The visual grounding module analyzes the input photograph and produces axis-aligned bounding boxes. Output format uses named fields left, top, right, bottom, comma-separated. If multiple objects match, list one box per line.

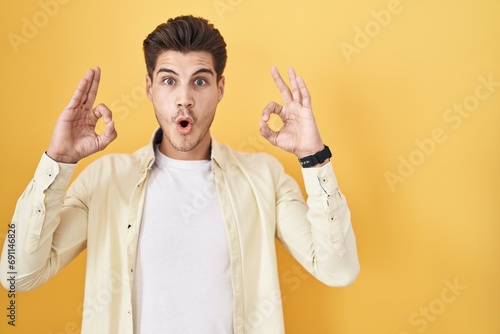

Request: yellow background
left=1, top=0, right=499, bottom=333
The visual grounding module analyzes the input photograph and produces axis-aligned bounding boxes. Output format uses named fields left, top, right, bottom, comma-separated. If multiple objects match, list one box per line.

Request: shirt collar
left=141, top=128, right=226, bottom=171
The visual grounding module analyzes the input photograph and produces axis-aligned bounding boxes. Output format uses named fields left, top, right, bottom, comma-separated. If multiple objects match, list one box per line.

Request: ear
left=145, top=74, right=153, bottom=101
left=217, top=76, right=225, bottom=102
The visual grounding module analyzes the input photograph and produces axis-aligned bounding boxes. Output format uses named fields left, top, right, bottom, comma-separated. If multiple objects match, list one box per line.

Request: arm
left=275, top=160, right=359, bottom=287
left=260, top=67, right=359, bottom=286
left=0, top=155, right=88, bottom=291
left=0, top=67, right=117, bottom=291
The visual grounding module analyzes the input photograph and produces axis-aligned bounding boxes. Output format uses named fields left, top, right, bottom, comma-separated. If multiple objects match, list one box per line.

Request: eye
left=163, top=77, right=175, bottom=85
left=194, top=78, right=206, bottom=86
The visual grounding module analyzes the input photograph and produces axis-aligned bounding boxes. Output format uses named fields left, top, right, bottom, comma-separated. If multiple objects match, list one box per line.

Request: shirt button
left=322, top=178, right=328, bottom=183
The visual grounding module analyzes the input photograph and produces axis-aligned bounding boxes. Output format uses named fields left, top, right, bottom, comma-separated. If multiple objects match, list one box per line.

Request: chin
left=166, top=133, right=202, bottom=153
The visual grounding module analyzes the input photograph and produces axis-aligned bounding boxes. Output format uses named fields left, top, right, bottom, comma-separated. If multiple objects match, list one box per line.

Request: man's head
left=143, top=16, right=227, bottom=160
left=143, top=15, right=227, bottom=83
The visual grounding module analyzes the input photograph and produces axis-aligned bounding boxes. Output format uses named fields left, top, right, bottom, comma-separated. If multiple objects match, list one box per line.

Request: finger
left=94, top=103, right=117, bottom=148
left=288, top=67, right=302, bottom=102
left=66, top=69, right=93, bottom=109
left=259, top=120, right=278, bottom=146
left=100, top=119, right=117, bottom=148
left=261, top=101, right=283, bottom=122
left=297, top=76, right=311, bottom=108
left=93, top=103, right=113, bottom=123
left=271, top=66, right=292, bottom=104
left=83, top=66, right=101, bottom=107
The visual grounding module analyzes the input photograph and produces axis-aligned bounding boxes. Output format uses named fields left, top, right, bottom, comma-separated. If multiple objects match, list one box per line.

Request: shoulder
left=213, top=142, right=303, bottom=198
left=77, top=144, right=151, bottom=181
left=213, top=141, right=287, bottom=181
left=216, top=141, right=282, bottom=167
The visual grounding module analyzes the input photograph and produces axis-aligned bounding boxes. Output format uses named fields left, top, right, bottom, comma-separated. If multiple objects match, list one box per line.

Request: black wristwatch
left=298, top=145, right=332, bottom=168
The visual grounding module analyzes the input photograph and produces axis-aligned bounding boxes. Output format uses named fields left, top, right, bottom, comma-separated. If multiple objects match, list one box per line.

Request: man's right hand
left=46, top=67, right=117, bottom=163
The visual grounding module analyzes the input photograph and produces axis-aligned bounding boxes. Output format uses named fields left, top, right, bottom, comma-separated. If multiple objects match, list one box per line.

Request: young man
left=0, top=15, right=359, bottom=334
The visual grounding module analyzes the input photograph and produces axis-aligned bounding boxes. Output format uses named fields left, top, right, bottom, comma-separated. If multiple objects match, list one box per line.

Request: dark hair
left=143, top=15, right=227, bottom=82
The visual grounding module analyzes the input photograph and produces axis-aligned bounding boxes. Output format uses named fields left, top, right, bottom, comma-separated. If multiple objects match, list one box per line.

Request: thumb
left=259, top=120, right=278, bottom=146
left=95, top=119, right=117, bottom=151
left=95, top=103, right=117, bottom=149
left=101, top=119, right=117, bottom=146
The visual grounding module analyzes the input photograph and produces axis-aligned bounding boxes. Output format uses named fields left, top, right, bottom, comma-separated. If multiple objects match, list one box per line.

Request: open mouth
left=176, top=117, right=193, bottom=134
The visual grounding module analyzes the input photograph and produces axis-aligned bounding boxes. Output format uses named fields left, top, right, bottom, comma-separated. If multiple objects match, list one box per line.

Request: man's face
left=146, top=50, right=225, bottom=159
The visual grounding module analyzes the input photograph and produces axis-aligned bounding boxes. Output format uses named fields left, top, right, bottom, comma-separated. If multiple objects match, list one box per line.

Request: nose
left=176, top=84, right=194, bottom=108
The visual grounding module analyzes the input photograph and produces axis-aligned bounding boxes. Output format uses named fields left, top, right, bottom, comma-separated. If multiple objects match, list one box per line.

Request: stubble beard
left=161, top=109, right=215, bottom=153
left=165, top=126, right=210, bottom=152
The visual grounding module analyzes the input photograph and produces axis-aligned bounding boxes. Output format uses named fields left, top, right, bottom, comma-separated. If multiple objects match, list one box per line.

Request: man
left=0, top=15, right=359, bottom=333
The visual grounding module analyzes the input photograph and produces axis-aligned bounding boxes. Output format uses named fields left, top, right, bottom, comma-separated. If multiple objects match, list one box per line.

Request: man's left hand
left=259, top=67, right=326, bottom=160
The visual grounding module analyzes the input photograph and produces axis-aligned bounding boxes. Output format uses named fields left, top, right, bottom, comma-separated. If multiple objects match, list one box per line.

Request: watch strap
left=298, top=145, right=332, bottom=168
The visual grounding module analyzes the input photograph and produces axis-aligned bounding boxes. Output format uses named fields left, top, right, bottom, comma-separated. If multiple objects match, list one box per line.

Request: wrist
left=46, top=150, right=78, bottom=164
left=295, top=145, right=326, bottom=160
left=298, top=145, right=331, bottom=168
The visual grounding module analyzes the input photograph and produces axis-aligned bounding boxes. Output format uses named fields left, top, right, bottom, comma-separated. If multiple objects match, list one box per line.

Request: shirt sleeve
left=0, top=153, right=88, bottom=291
left=275, top=161, right=360, bottom=287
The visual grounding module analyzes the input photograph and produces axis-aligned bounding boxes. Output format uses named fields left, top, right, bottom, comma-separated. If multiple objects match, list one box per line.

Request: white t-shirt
left=132, top=147, right=233, bottom=333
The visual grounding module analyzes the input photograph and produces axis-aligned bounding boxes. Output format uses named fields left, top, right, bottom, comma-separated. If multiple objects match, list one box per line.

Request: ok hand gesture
left=47, top=67, right=117, bottom=163
left=259, top=67, right=326, bottom=160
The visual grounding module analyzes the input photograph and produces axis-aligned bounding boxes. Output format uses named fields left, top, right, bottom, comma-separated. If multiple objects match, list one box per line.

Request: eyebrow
left=156, top=68, right=214, bottom=77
